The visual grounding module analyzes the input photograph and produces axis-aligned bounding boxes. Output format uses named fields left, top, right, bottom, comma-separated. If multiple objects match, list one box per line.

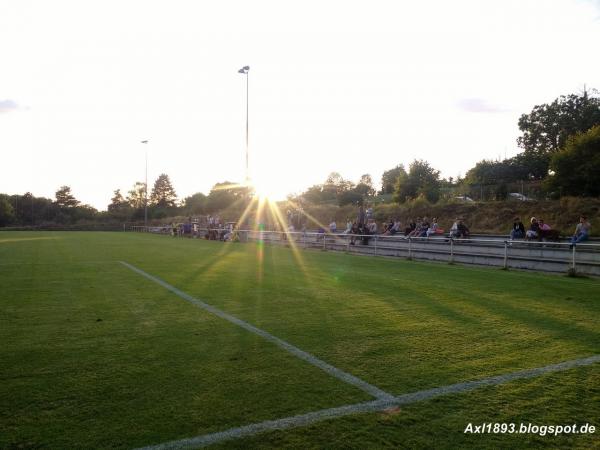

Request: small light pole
left=141, top=139, right=149, bottom=228
left=238, top=65, right=250, bottom=183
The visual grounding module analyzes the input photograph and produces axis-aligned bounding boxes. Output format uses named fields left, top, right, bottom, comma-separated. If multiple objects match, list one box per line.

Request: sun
left=250, top=177, right=285, bottom=201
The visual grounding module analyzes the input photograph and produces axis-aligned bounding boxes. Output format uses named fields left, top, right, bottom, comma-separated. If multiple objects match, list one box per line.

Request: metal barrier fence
left=128, top=226, right=600, bottom=276
left=130, top=225, right=171, bottom=233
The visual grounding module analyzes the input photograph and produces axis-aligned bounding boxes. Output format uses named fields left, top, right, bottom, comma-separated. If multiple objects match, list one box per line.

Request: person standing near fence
left=357, top=203, right=365, bottom=228
left=344, top=219, right=352, bottom=234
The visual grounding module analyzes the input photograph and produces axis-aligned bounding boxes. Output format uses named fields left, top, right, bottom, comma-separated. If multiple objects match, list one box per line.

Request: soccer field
left=1, top=232, right=599, bottom=449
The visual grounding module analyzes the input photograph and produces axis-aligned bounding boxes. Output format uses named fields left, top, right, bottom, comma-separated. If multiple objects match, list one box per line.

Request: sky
left=1, top=0, right=599, bottom=210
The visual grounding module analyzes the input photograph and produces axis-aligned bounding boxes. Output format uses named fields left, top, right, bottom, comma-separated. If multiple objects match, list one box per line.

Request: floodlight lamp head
left=238, top=66, right=250, bottom=74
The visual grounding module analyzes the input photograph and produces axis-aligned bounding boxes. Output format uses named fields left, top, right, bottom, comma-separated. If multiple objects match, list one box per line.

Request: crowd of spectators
left=164, top=206, right=592, bottom=249
left=329, top=204, right=470, bottom=245
left=167, top=215, right=239, bottom=241
left=303, top=205, right=591, bottom=248
left=510, top=216, right=565, bottom=242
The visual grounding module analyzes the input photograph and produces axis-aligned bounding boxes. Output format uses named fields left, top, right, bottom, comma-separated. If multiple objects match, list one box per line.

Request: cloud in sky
left=457, top=98, right=510, bottom=113
left=0, top=99, right=19, bottom=113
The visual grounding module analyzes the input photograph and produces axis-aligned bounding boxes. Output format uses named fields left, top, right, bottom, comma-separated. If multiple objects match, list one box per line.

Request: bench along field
left=1, top=232, right=599, bottom=449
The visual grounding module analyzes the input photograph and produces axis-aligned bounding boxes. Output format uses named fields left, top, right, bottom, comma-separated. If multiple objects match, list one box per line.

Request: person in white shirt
left=449, top=218, right=459, bottom=238
left=368, top=220, right=377, bottom=234
left=344, top=219, right=352, bottom=234
left=426, top=218, right=439, bottom=237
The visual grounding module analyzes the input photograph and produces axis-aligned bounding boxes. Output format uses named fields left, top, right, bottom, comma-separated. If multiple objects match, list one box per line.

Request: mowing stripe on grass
left=119, top=261, right=394, bottom=401
left=137, top=354, right=600, bottom=449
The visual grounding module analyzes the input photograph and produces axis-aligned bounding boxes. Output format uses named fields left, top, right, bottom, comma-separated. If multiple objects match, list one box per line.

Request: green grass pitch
left=1, top=232, right=599, bottom=449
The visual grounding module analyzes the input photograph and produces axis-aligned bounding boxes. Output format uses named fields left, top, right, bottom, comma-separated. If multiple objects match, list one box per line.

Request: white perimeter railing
left=128, top=226, right=600, bottom=276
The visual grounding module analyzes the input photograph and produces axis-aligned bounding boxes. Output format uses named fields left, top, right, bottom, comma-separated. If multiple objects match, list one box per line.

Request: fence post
left=408, top=237, right=412, bottom=259
left=572, top=245, right=576, bottom=271
left=374, top=235, right=378, bottom=256
left=450, top=238, right=454, bottom=263
left=323, top=233, right=326, bottom=251
left=503, top=241, right=508, bottom=269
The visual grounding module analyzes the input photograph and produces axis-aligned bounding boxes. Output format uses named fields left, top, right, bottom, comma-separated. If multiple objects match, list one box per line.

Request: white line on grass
left=119, top=261, right=394, bottom=401
left=137, top=354, right=600, bottom=449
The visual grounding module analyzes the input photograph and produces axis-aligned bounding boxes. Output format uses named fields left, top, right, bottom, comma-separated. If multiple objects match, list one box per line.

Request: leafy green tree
left=127, top=182, right=146, bottom=209
left=301, top=185, right=328, bottom=204
left=300, top=172, right=355, bottom=204
left=517, top=89, right=600, bottom=177
left=0, top=195, right=15, bottom=226
left=9, top=193, right=55, bottom=225
left=205, top=182, right=250, bottom=212
left=465, top=160, right=512, bottom=185
left=394, top=160, right=440, bottom=203
left=55, top=186, right=80, bottom=208
left=354, top=174, right=376, bottom=198
left=71, top=204, right=98, bottom=222
left=108, top=189, right=129, bottom=212
left=380, top=165, right=407, bottom=194
left=150, top=173, right=177, bottom=207
left=338, top=190, right=364, bottom=206
left=182, top=192, right=207, bottom=214
left=505, top=152, right=548, bottom=181
left=323, top=172, right=354, bottom=201
left=546, top=125, right=600, bottom=196
left=106, top=189, right=132, bottom=221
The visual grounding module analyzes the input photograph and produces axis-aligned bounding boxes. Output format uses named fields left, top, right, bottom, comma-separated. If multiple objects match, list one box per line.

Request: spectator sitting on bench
left=408, top=218, right=423, bottom=237
left=368, top=219, right=377, bottom=234
left=449, top=218, right=458, bottom=238
left=449, top=218, right=469, bottom=239
left=417, top=217, right=430, bottom=237
left=344, top=219, right=352, bottom=234
left=392, top=219, right=401, bottom=235
left=329, top=220, right=337, bottom=233
left=526, top=217, right=540, bottom=240
left=510, top=217, right=525, bottom=240
left=404, top=219, right=416, bottom=236
left=426, top=218, right=440, bottom=237
left=538, top=218, right=560, bottom=241
left=384, top=218, right=401, bottom=236
left=383, top=218, right=393, bottom=235
left=570, top=215, right=591, bottom=248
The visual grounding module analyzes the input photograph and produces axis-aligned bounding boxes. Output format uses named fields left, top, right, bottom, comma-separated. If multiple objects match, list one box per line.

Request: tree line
left=298, top=87, right=600, bottom=205
left=0, top=175, right=252, bottom=227
left=1, top=88, right=599, bottom=227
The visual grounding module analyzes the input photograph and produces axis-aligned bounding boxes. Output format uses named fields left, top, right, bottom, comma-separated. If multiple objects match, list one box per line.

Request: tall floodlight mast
left=238, top=66, right=250, bottom=183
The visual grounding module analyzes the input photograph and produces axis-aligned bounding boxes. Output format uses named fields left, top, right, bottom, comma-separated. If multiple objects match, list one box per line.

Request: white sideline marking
left=119, top=261, right=394, bottom=401
left=137, top=354, right=600, bottom=449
